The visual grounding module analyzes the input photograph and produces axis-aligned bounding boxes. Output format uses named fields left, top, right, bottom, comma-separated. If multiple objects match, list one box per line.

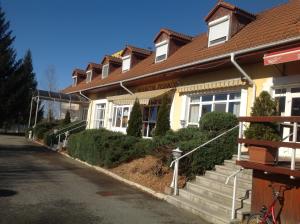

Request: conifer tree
left=63, top=110, right=71, bottom=125
left=154, top=95, right=170, bottom=136
left=126, top=99, right=143, bottom=137
left=0, top=7, right=20, bottom=127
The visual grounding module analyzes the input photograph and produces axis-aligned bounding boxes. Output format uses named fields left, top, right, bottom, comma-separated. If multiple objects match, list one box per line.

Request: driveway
left=0, top=135, right=207, bottom=224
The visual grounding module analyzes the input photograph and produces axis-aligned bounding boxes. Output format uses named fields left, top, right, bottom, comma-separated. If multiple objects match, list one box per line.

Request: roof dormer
left=71, top=69, right=86, bottom=86
left=85, top=63, right=102, bottom=82
left=153, top=28, right=192, bottom=63
left=205, top=1, right=255, bottom=47
left=120, top=45, right=152, bottom=72
left=100, top=55, right=122, bottom=79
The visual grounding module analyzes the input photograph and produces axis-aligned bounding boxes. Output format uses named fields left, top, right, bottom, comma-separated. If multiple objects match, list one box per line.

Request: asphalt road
left=0, top=135, right=207, bottom=224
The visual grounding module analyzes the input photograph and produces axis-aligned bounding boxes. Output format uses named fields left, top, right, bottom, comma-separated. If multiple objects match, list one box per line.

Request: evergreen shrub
left=126, top=99, right=143, bottom=137
left=154, top=95, right=170, bottom=136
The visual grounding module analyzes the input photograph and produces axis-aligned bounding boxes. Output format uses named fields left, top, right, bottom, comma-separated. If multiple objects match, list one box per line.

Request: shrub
left=154, top=95, right=170, bottom=136
left=244, top=91, right=281, bottom=141
left=68, top=129, right=152, bottom=168
left=63, top=111, right=71, bottom=125
left=33, top=121, right=59, bottom=140
left=127, top=99, right=143, bottom=137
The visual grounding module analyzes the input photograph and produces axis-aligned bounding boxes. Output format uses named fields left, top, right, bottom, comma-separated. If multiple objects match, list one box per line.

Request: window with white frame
left=208, top=15, right=230, bottom=47
left=155, top=40, right=168, bottom=63
left=86, top=70, right=93, bottom=83
left=72, top=76, right=77, bottom=86
left=122, top=55, right=131, bottom=72
left=102, top=64, right=109, bottom=79
left=188, top=91, right=241, bottom=125
left=94, top=103, right=106, bottom=128
left=112, top=105, right=130, bottom=128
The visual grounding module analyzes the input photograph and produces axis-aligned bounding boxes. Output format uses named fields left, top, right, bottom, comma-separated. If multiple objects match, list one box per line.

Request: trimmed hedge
left=68, top=129, right=151, bottom=168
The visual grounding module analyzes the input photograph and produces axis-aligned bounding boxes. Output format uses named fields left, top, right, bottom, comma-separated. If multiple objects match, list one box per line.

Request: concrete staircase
left=166, top=155, right=252, bottom=224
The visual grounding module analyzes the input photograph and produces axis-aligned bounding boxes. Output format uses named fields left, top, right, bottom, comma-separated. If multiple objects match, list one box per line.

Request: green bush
left=68, top=129, right=151, bottom=168
left=245, top=91, right=281, bottom=141
left=127, top=99, right=143, bottom=137
left=154, top=95, right=170, bottom=136
left=33, top=121, right=59, bottom=140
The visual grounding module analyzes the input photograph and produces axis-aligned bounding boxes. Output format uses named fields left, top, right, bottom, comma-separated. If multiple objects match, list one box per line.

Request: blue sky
left=2, top=0, right=287, bottom=91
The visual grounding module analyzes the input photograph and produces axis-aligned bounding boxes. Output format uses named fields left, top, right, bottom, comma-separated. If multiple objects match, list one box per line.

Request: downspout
left=79, top=91, right=92, bottom=129
left=230, top=53, right=256, bottom=107
left=120, top=81, right=134, bottom=95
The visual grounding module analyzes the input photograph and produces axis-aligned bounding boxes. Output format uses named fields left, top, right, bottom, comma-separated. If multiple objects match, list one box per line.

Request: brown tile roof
left=86, top=63, right=102, bottom=71
left=154, top=28, right=193, bottom=43
left=101, top=55, right=122, bottom=65
left=205, top=1, right=256, bottom=21
left=63, top=1, right=300, bottom=94
left=72, top=69, right=86, bottom=77
left=122, top=45, right=152, bottom=56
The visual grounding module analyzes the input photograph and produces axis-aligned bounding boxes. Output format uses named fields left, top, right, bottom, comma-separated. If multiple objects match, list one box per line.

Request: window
left=86, top=70, right=92, bottom=83
left=122, top=55, right=131, bottom=72
left=208, top=15, right=230, bottom=46
left=95, top=103, right=106, bottom=128
left=112, top=105, right=130, bottom=128
left=188, top=91, right=241, bottom=125
left=155, top=40, right=168, bottom=63
left=72, top=76, right=77, bottom=86
left=142, top=106, right=159, bottom=137
left=102, top=64, right=109, bottom=79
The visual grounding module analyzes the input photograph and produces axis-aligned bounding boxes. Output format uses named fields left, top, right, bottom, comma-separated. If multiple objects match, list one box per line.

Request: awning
left=177, top=78, right=246, bottom=94
left=33, top=89, right=89, bottom=105
left=264, top=47, right=300, bottom=66
left=107, top=88, right=174, bottom=105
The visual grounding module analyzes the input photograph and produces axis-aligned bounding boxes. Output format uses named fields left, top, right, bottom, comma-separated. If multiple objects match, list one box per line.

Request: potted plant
left=244, top=91, right=281, bottom=164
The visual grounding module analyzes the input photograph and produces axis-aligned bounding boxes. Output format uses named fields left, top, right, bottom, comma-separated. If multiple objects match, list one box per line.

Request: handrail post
left=171, top=148, right=182, bottom=196
left=231, top=175, right=238, bottom=220
left=237, top=121, right=243, bottom=161
left=291, top=122, right=298, bottom=179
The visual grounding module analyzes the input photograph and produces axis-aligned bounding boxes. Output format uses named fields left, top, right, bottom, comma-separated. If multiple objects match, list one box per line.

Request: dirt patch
left=110, top=155, right=186, bottom=193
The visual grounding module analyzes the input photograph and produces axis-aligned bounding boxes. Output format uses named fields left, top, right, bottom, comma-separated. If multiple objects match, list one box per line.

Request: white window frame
left=72, top=76, right=77, bottom=86
left=94, top=103, right=106, bottom=129
left=208, top=15, right=230, bottom=47
left=111, top=105, right=131, bottom=130
left=155, top=40, right=169, bottom=63
left=122, top=55, right=131, bottom=72
left=102, top=64, right=109, bottom=79
left=187, top=90, right=241, bottom=126
left=86, top=70, right=93, bottom=83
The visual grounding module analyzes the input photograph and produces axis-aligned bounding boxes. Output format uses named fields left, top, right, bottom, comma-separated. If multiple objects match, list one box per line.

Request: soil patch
left=110, top=155, right=186, bottom=193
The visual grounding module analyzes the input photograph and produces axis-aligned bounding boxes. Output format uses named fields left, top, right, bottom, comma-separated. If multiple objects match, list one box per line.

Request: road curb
left=31, top=139, right=168, bottom=201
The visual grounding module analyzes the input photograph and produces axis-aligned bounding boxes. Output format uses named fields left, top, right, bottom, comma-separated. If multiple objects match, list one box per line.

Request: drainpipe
left=230, top=53, right=256, bottom=107
left=120, top=81, right=134, bottom=95
left=79, top=91, right=92, bottom=129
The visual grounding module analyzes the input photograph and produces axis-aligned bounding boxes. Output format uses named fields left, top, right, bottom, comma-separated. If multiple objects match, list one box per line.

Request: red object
left=264, top=47, right=300, bottom=65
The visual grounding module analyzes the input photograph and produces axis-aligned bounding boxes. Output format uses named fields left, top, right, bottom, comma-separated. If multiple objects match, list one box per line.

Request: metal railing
left=169, top=124, right=239, bottom=196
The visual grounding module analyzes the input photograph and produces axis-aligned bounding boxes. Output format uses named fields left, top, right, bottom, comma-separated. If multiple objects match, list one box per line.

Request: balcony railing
left=236, top=116, right=300, bottom=179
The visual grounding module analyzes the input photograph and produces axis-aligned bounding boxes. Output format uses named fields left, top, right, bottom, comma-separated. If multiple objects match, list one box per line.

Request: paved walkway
left=0, top=135, right=207, bottom=224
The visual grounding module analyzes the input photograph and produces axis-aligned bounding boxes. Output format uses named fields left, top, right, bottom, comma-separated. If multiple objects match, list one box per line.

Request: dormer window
left=208, top=15, right=230, bottom=47
left=155, top=40, right=168, bottom=63
left=86, top=70, right=92, bottom=83
left=122, top=55, right=131, bottom=72
left=72, top=76, right=77, bottom=86
left=102, top=64, right=109, bottom=79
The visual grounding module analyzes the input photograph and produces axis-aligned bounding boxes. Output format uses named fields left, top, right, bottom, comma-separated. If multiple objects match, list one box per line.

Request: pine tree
left=63, top=110, right=71, bottom=125
left=126, top=99, right=143, bottom=137
left=154, top=95, right=170, bottom=136
left=0, top=7, right=20, bottom=127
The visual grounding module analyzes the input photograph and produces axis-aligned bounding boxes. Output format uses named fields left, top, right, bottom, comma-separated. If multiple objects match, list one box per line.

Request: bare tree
left=44, top=65, right=58, bottom=121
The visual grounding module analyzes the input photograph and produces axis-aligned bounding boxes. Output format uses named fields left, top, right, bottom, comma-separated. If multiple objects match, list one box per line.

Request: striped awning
left=107, top=88, right=174, bottom=105
left=177, top=78, right=246, bottom=94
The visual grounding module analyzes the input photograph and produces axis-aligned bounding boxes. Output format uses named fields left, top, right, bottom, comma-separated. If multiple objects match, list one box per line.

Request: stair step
left=166, top=195, right=229, bottom=224
left=215, top=165, right=252, bottom=181
left=224, top=159, right=244, bottom=169
left=197, top=172, right=252, bottom=189
left=180, top=184, right=251, bottom=208
left=187, top=180, right=248, bottom=199
left=179, top=188, right=250, bottom=216
left=232, top=154, right=250, bottom=160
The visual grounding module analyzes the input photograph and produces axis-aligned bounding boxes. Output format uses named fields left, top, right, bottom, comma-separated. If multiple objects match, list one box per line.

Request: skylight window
left=86, top=70, right=92, bottom=83
left=208, top=15, right=230, bottom=47
left=155, top=40, right=168, bottom=63
left=102, top=64, right=109, bottom=79
left=122, top=55, right=131, bottom=72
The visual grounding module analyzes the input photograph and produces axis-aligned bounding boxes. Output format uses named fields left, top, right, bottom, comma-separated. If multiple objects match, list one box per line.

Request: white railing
left=169, top=124, right=239, bottom=196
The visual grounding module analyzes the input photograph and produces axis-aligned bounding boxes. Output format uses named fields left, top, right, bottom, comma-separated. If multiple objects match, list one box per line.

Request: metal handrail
left=55, top=120, right=86, bottom=134
left=169, top=124, right=239, bottom=196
